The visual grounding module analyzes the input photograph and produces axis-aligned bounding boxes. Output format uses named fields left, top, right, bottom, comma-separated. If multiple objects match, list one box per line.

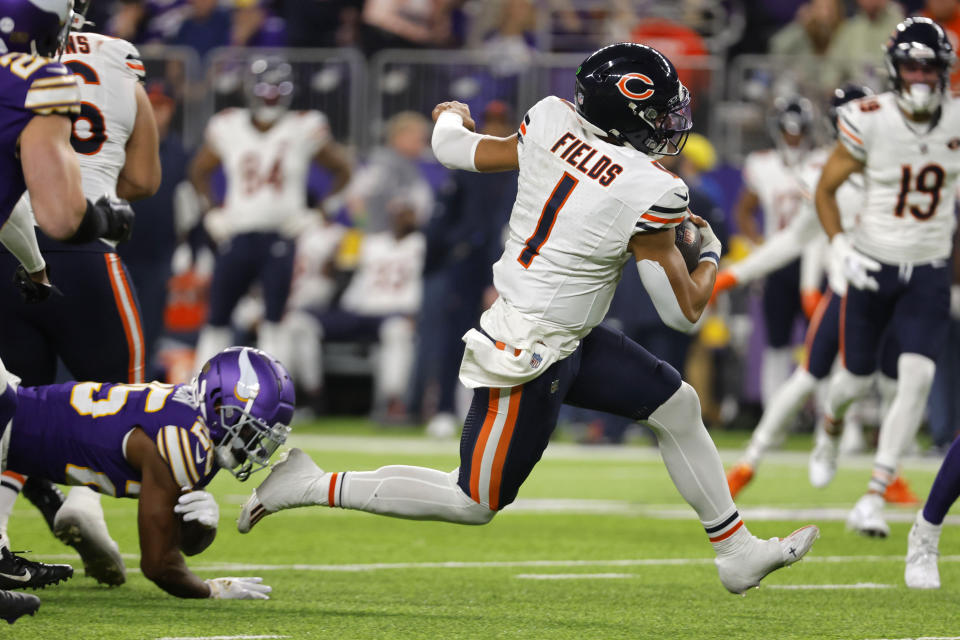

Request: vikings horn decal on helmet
left=196, top=346, right=295, bottom=481
left=826, top=83, right=874, bottom=137
left=885, top=17, right=956, bottom=116
left=0, top=0, right=74, bottom=57
left=575, top=42, right=693, bottom=157
left=246, top=56, right=294, bottom=125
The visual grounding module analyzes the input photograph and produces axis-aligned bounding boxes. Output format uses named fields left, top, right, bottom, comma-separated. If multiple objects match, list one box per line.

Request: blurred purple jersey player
left=0, top=347, right=295, bottom=601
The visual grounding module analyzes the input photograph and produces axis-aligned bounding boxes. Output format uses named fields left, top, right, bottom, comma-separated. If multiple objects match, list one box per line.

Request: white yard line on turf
left=766, top=583, right=893, bottom=590
left=146, top=555, right=960, bottom=573
left=156, top=636, right=290, bottom=640
left=864, top=637, right=960, bottom=640
left=285, top=434, right=944, bottom=470
left=515, top=573, right=634, bottom=580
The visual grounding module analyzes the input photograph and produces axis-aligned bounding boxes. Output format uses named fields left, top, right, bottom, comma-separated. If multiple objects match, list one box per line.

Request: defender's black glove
left=13, top=265, right=61, bottom=304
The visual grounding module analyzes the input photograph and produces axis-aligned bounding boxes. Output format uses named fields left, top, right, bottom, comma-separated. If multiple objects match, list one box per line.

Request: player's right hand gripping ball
left=674, top=218, right=701, bottom=273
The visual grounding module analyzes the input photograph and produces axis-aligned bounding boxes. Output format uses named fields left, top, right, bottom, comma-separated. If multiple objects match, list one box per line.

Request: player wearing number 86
left=237, top=43, right=820, bottom=596
left=0, top=347, right=294, bottom=599
left=814, top=17, right=960, bottom=537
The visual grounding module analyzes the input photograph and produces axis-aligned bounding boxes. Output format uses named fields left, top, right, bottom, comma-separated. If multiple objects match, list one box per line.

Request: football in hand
left=674, top=218, right=702, bottom=273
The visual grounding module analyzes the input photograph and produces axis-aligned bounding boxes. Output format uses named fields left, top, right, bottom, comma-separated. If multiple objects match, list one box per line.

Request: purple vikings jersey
left=7, top=381, right=217, bottom=497
left=0, top=52, right=80, bottom=225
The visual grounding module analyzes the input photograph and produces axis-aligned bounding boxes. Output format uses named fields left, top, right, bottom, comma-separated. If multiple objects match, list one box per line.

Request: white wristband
left=431, top=111, right=484, bottom=172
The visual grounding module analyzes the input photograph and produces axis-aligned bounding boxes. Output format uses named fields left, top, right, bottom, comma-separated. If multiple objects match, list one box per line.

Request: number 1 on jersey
left=518, top=172, right=579, bottom=268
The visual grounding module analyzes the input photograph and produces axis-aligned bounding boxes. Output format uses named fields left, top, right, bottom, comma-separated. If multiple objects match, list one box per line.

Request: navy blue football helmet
left=826, top=83, right=873, bottom=136
left=884, top=17, right=955, bottom=115
left=575, top=42, right=692, bottom=157
left=0, top=0, right=73, bottom=57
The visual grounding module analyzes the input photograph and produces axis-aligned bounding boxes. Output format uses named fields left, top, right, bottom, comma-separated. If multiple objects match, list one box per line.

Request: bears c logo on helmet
left=616, top=73, right=655, bottom=100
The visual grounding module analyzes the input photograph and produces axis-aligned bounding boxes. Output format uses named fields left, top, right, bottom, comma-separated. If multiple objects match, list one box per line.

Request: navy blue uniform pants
left=456, top=324, right=682, bottom=510
left=208, top=232, right=295, bottom=326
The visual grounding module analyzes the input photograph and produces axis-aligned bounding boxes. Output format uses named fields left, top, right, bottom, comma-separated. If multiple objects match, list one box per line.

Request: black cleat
left=0, top=590, right=40, bottom=624
left=21, top=477, right=65, bottom=533
left=0, top=547, right=72, bottom=590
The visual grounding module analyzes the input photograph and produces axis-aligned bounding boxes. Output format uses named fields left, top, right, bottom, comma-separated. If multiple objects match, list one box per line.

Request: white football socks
left=874, top=354, right=935, bottom=471
left=335, top=466, right=494, bottom=525
left=744, top=367, right=817, bottom=468
left=646, top=383, right=736, bottom=524
left=761, top=347, right=795, bottom=408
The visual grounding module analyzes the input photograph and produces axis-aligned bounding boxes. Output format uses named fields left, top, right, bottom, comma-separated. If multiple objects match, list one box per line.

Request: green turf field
left=6, top=420, right=959, bottom=639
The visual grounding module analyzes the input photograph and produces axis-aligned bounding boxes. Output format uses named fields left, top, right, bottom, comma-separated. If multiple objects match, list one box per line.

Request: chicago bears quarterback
left=732, top=96, right=824, bottom=412
left=0, top=0, right=163, bottom=588
left=815, top=17, right=960, bottom=537
left=236, top=43, right=819, bottom=595
left=0, top=346, right=294, bottom=601
left=190, top=56, right=353, bottom=370
left=717, top=85, right=904, bottom=500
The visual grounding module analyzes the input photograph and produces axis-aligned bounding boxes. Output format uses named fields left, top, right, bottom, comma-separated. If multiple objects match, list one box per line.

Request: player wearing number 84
left=237, top=43, right=820, bottom=595
left=814, top=17, right=960, bottom=538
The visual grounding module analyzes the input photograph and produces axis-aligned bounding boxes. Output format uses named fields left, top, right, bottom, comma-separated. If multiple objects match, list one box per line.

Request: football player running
left=732, top=96, right=823, bottom=409
left=0, top=347, right=293, bottom=600
left=0, top=0, right=134, bottom=303
left=190, top=57, right=352, bottom=369
left=0, top=0, right=140, bottom=623
left=237, top=43, right=819, bottom=595
left=0, top=0, right=162, bottom=588
left=815, top=17, right=960, bottom=537
left=716, top=85, right=904, bottom=499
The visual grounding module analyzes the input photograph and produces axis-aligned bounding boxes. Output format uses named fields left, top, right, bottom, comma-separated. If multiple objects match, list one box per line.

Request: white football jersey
left=743, top=148, right=824, bottom=239
left=12, top=33, right=143, bottom=246
left=61, top=32, right=143, bottom=200
left=287, top=219, right=347, bottom=311
left=461, top=96, right=689, bottom=388
left=204, top=108, right=330, bottom=235
left=837, top=91, right=960, bottom=264
left=339, top=231, right=425, bottom=317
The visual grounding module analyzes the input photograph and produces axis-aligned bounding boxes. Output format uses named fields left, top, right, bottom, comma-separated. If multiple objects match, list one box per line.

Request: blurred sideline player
left=190, top=57, right=352, bottom=369
left=237, top=43, right=819, bottom=595
left=732, top=97, right=822, bottom=408
left=0, top=347, right=293, bottom=600
left=815, top=18, right=960, bottom=537
left=278, top=197, right=424, bottom=418
left=0, top=0, right=140, bottom=622
left=716, top=85, right=911, bottom=502
left=0, top=1, right=162, bottom=587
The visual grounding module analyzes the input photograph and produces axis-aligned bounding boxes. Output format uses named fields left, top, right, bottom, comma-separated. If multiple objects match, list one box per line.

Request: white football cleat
left=809, top=429, right=839, bottom=488
left=905, top=520, right=941, bottom=589
left=846, top=493, right=889, bottom=538
left=237, top=448, right=327, bottom=533
left=715, top=525, right=820, bottom=594
left=53, top=487, right=125, bottom=586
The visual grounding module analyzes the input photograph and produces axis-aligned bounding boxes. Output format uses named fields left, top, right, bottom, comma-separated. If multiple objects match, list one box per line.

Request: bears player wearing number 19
left=237, top=43, right=819, bottom=595
left=815, top=17, right=960, bottom=537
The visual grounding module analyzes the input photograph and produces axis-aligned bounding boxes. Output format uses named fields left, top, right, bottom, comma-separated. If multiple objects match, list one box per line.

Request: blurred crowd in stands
left=100, top=0, right=960, bottom=450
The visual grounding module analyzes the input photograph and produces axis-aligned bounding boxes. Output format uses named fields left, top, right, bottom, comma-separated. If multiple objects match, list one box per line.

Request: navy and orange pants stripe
left=457, top=324, right=682, bottom=511
left=0, top=249, right=145, bottom=385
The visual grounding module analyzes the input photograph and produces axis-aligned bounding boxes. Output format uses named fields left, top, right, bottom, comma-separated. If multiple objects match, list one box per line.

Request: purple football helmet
left=0, top=0, right=74, bottom=57
left=195, top=347, right=295, bottom=481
